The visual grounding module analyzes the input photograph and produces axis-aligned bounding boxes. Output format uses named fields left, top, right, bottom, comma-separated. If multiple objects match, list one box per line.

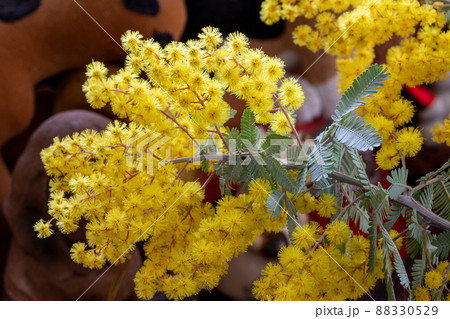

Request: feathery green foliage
left=332, top=114, right=382, bottom=151
left=348, top=148, right=372, bottom=191
left=431, top=230, right=450, bottom=260
left=332, top=64, right=389, bottom=122
left=307, top=140, right=334, bottom=182
left=266, top=189, right=285, bottom=220
left=411, top=257, right=426, bottom=295
left=381, top=225, right=411, bottom=291
left=432, top=177, right=450, bottom=220
left=387, top=168, right=409, bottom=200
left=241, top=108, right=259, bottom=147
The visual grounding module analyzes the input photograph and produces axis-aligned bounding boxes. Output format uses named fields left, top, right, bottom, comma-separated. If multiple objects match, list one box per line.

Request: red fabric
left=405, top=86, right=435, bottom=107
left=295, top=117, right=328, bottom=135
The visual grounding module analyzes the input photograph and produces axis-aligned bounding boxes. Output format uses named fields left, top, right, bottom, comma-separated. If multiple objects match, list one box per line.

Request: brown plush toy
left=0, top=0, right=187, bottom=228
left=3, top=110, right=142, bottom=300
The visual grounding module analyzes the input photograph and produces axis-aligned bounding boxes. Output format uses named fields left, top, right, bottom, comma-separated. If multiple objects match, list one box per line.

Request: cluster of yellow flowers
left=82, top=27, right=304, bottom=139
left=134, top=179, right=288, bottom=300
left=414, top=260, right=449, bottom=301
left=37, top=121, right=197, bottom=266
left=431, top=116, right=450, bottom=146
left=260, top=0, right=449, bottom=170
left=253, top=220, right=387, bottom=300
left=35, top=27, right=312, bottom=300
left=294, top=192, right=338, bottom=218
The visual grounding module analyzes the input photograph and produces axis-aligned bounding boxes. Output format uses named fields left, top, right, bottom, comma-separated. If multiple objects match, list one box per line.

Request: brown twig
left=172, top=162, right=189, bottom=186
left=275, top=94, right=308, bottom=159
left=160, top=110, right=200, bottom=147
left=328, top=172, right=450, bottom=231
left=214, top=123, right=230, bottom=152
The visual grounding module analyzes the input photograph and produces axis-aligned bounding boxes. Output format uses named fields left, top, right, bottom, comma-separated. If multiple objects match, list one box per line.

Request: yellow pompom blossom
left=260, top=0, right=450, bottom=169
left=436, top=260, right=449, bottom=279
left=425, top=270, right=444, bottom=290
left=431, top=117, right=450, bottom=146
left=375, top=143, right=401, bottom=171
left=270, top=111, right=293, bottom=135
left=34, top=219, right=54, bottom=238
left=278, top=77, right=305, bottom=111
left=292, top=221, right=322, bottom=249
left=249, top=179, right=272, bottom=204
left=260, top=0, right=282, bottom=25
left=396, top=127, right=423, bottom=157
left=254, top=223, right=384, bottom=300
left=316, top=193, right=337, bottom=218
left=414, top=286, right=431, bottom=301
left=326, top=220, right=351, bottom=246
left=293, top=192, right=318, bottom=214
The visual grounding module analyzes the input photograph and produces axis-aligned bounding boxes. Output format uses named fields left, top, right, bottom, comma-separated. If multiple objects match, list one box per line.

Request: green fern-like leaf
left=348, top=148, right=371, bottom=191
left=293, top=168, right=308, bottom=198
left=339, top=188, right=369, bottom=233
left=384, top=201, right=406, bottom=232
left=414, top=184, right=434, bottom=211
left=307, top=140, right=334, bottom=182
left=285, top=196, right=297, bottom=241
left=364, top=185, right=391, bottom=221
left=367, top=213, right=378, bottom=273
left=263, top=154, right=298, bottom=194
left=380, top=238, right=396, bottom=301
left=387, top=168, right=409, bottom=200
left=332, top=142, right=345, bottom=172
left=241, top=154, right=272, bottom=187
left=266, top=189, right=285, bottom=220
left=332, top=114, right=382, bottom=151
left=314, top=178, right=338, bottom=197
left=223, top=157, right=243, bottom=183
left=347, top=204, right=370, bottom=233
left=411, top=257, right=426, bottom=295
left=224, top=127, right=242, bottom=152
left=431, top=230, right=450, bottom=260
left=381, top=225, right=411, bottom=291
left=432, top=177, right=450, bottom=220
left=241, top=108, right=259, bottom=148
left=406, top=209, right=425, bottom=258
left=262, top=133, right=293, bottom=155
left=332, top=64, right=389, bottom=122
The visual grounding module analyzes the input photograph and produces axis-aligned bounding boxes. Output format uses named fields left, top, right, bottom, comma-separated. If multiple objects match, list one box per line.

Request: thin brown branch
left=215, top=123, right=230, bottom=152
left=392, top=228, right=408, bottom=242
left=172, top=162, right=189, bottom=186
left=411, top=175, right=447, bottom=194
left=395, top=195, right=450, bottom=231
left=160, top=110, right=200, bottom=147
left=328, top=172, right=450, bottom=231
left=275, top=94, right=307, bottom=159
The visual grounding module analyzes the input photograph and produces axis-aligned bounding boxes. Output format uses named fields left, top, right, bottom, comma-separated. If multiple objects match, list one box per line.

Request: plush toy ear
left=181, top=0, right=284, bottom=41
left=153, top=31, right=174, bottom=47
left=0, top=0, right=41, bottom=22
left=122, top=0, right=160, bottom=16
